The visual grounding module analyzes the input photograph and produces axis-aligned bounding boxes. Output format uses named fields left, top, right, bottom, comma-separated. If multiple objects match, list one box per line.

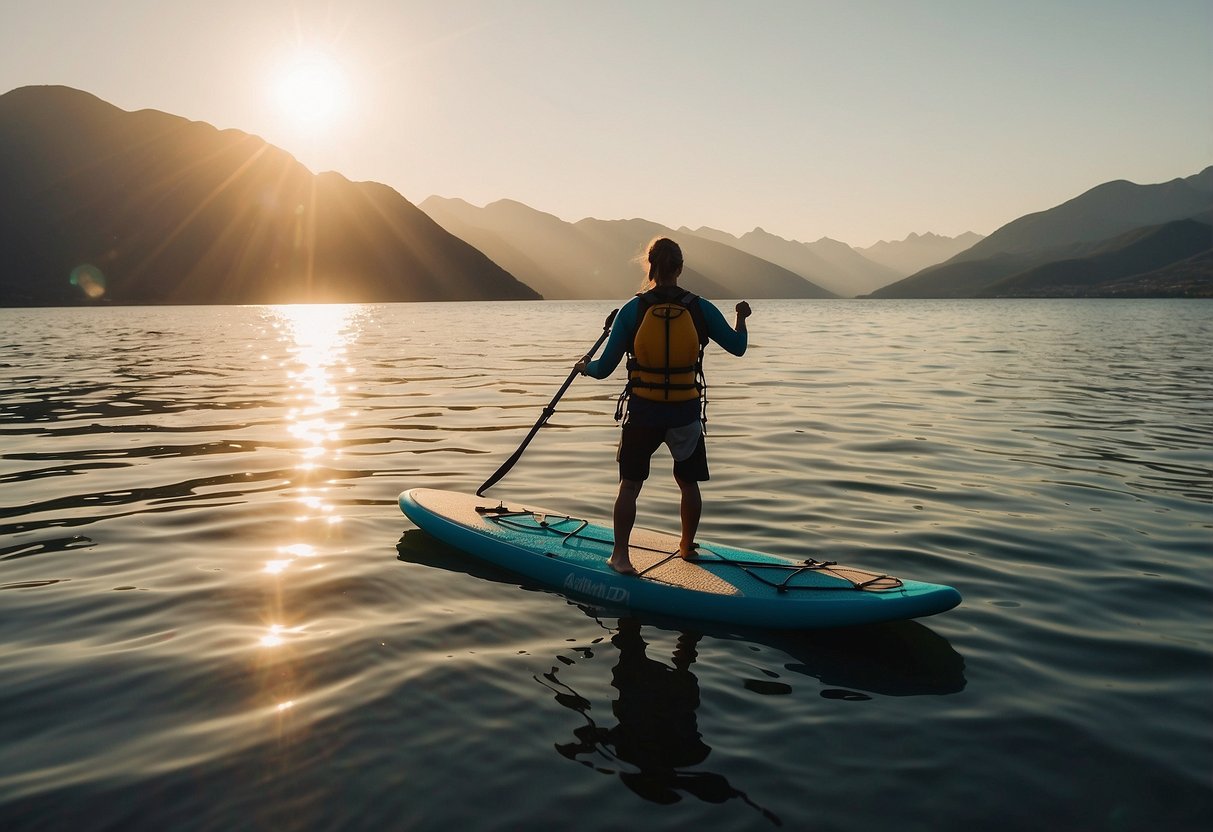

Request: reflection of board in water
left=539, top=618, right=781, bottom=823
left=395, top=528, right=968, bottom=698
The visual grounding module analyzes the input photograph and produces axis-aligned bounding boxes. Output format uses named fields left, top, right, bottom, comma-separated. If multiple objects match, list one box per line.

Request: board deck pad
left=624, top=527, right=741, bottom=596
left=399, top=488, right=961, bottom=629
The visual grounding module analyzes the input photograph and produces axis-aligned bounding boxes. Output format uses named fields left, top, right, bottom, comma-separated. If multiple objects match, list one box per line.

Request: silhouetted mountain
left=955, top=167, right=1213, bottom=263
left=569, top=217, right=738, bottom=298
left=858, top=231, right=983, bottom=276
left=802, top=236, right=902, bottom=296
left=872, top=167, right=1213, bottom=298
left=421, top=198, right=835, bottom=299
left=0, top=85, right=538, bottom=304
left=979, top=218, right=1213, bottom=297
left=421, top=197, right=623, bottom=299
left=681, top=227, right=897, bottom=297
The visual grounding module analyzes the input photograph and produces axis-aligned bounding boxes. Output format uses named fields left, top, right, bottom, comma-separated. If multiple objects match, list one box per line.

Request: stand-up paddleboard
left=399, top=488, right=961, bottom=629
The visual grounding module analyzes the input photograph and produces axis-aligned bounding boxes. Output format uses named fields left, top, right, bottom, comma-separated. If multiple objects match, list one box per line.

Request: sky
left=1, top=0, right=1210, bottom=247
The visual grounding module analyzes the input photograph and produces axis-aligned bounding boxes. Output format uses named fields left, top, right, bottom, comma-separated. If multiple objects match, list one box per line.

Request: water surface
left=1, top=300, right=1209, bottom=830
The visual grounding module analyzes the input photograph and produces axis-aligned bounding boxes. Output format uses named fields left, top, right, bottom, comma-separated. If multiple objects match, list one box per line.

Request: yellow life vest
left=626, top=289, right=707, bottom=402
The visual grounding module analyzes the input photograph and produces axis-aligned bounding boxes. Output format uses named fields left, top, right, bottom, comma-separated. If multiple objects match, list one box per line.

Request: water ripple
left=1, top=301, right=1210, bottom=830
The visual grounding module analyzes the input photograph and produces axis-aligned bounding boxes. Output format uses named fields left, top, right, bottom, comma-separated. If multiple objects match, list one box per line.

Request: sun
left=272, top=51, right=347, bottom=129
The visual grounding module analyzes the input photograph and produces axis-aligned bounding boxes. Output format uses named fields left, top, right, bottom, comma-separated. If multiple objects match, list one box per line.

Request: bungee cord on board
left=475, top=504, right=902, bottom=593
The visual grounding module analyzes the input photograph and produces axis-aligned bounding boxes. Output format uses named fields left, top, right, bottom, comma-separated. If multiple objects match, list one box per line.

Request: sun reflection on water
left=277, top=304, right=359, bottom=474
left=252, top=304, right=364, bottom=721
left=262, top=542, right=321, bottom=575
left=260, top=624, right=286, bottom=648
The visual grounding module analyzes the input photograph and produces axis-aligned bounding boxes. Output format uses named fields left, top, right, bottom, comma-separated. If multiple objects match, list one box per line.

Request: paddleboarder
left=577, top=237, right=751, bottom=575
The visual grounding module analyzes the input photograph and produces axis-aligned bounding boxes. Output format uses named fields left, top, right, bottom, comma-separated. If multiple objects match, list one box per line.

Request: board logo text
left=563, top=573, right=630, bottom=605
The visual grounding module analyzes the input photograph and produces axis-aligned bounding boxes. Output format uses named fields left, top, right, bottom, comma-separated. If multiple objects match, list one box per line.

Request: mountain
left=421, top=197, right=835, bottom=300
left=0, top=85, right=538, bottom=305
left=872, top=167, right=1213, bottom=298
left=420, top=197, right=623, bottom=299
left=954, top=167, right=1213, bottom=264
left=858, top=231, right=984, bottom=276
left=681, top=227, right=898, bottom=297
left=979, top=218, right=1213, bottom=297
left=802, top=236, right=902, bottom=296
left=569, top=217, right=738, bottom=298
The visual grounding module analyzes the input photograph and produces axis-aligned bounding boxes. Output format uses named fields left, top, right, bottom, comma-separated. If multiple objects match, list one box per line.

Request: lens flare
left=69, top=264, right=107, bottom=299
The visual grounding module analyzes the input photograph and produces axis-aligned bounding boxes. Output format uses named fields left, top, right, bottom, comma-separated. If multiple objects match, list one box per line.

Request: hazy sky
left=1, top=0, right=1209, bottom=246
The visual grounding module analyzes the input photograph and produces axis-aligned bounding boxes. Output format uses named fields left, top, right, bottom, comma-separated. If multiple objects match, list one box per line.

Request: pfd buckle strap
left=628, top=360, right=699, bottom=374
left=613, top=387, right=629, bottom=422
left=629, top=380, right=700, bottom=391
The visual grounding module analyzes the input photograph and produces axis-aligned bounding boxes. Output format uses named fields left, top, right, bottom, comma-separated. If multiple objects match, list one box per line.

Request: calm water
left=0, top=300, right=1209, bottom=831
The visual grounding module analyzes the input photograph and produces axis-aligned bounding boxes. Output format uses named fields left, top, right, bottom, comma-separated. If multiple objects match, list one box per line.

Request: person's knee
left=675, top=476, right=700, bottom=494
left=619, top=479, right=643, bottom=497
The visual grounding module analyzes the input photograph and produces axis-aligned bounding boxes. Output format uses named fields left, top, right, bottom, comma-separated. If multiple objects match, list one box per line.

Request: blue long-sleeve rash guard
left=584, top=294, right=747, bottom=380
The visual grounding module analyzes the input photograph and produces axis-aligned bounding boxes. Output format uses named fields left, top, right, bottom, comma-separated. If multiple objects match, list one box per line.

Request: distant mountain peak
left=426, top=205, right=836, bottom=299
left=741, top=227, right=784, bottom=241
left=857, top=230, right=985, bottom=277
left=422, top=194, right=476, bottom=208
left=1185, top=165, right=1213, bottom=193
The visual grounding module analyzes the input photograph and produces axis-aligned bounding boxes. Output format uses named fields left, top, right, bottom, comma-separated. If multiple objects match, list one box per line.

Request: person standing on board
left=576, top=237, right=751, bottom=575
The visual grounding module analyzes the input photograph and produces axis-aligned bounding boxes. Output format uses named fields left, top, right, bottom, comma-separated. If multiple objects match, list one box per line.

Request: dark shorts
left=617, top=422, right=709, bottom=483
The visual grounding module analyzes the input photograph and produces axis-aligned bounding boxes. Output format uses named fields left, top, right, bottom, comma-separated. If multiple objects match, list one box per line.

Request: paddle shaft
left=476, top=308, right=618, bottom=496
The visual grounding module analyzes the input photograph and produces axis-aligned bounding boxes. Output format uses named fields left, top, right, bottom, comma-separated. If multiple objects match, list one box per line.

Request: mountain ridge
left=872, top=166, right=1213, bottom=298
left=950, top=168, right=1213, bottom=264
left=422, top=197, right=836, bottom=300
left=4, top=85, right=1208, bottom=304
left=858, top=231, right=984, bottom=275
left=677, top=226, right=899, bottom=298
left=0, top=85, right=539, bottom=304
left=979, top=218, right=1213, bottom=297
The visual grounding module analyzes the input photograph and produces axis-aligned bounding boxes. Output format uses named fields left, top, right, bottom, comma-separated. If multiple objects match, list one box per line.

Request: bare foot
left=678, top=543, right=699, bottom=561
left=608, top=555, right=638, bottom=576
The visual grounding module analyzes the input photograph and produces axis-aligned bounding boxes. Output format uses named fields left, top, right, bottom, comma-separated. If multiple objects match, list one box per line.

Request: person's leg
left=610, top=478, right=643, bottom=574
left=613, top=422, right=662, bottom=575
left=672, top=434, right=708, bottom=559
left=675, top=475, right=701, bottom=558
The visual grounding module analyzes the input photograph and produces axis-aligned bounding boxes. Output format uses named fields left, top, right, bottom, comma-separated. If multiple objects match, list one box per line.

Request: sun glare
left=273, top=51, right=347, bottom=129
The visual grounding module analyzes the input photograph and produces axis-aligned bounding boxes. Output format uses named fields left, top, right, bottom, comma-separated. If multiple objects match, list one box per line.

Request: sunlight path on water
left=253, top=304, right=366, bottom=731
left=0, top=301, right=1208, bottom=831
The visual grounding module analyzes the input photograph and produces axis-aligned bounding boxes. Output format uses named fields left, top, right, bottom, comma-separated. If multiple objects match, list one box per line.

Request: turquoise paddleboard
left=398, top=488, right=961, bottom=629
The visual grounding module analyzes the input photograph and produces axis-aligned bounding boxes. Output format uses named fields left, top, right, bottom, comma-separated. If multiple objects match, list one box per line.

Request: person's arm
left=577, top=299, right=638, bottom=378
left=700, top=299, right=751, bottom=356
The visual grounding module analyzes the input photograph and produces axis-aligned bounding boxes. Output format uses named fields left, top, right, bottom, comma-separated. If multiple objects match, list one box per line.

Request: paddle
left=476, top=308, right=619, bottom=496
